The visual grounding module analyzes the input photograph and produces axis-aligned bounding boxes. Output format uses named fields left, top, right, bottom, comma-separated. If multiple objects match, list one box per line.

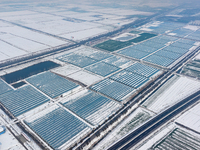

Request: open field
left=176, top=102, right=200, bottom=133
left=142, top=75, right=200, bottom=113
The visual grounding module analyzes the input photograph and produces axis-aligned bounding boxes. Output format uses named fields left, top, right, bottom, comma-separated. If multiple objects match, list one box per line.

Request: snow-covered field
left=143, top=75, right=200, bottom=113
left=93, top=107, right=154, bottom=150
left=0, top=1, right=155, bottom=63
left=60, top=27, right=109, bottom=41
left=0, top=126, right=26, bottom=150
left=0, top=40, right=26, bottom=61
left=176, top=102, right=200, bottom=133
left=0, top=20, right=68, bottom=62
left=195, top=53, right=200, bottom=60
left=0, top=33, right=49, bottom=52
left=51, top=64, right=81, bottom=77
left=183, top=25, right=200, bottom=31
left=0, top=25, right=67, bottom=47
left=68, top=70, right=103, bottom=86
left=0, top=113, right=26, bottom=150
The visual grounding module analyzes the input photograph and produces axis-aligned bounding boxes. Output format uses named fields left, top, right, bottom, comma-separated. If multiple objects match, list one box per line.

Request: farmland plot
left=142, top=75, right=200, bottom=113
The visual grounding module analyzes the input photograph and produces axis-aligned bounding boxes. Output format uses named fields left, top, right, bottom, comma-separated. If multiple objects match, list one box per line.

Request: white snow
left=0, top=126, right=4, bottom=132
left=0, top=52, right=10, bottom=61
left=183, top=25, right=200, bottom=31
left=111, top=33, right=139, bottom=41
left=168, top=32, right=177, bottom=36
left=93, top=107, right=154, bottom=150
left=195, top=53, right=200, bottom=60
left=0, top=10, right=37, bottom=18
left=137, top=21, right=162, bottom=31
left=0, top=127, right=26, bottom=150
left=95, top=18, right=135, bottom=26
left=0, top=25, right=67, bottom=47
left=67, top=70, right=104, bottom=86
left=103, top=56, right=133, bottom=69
left=176, top=103, right=200, bottom=132
left=17, top=102, right=54, bottom=120
left=60, top=27, right=108, bottom=41
left=138, top=27, right=153, bottom=32
left=94, top=9, right=153, bottom=16
left=25, top=105, right=59, bottom=122
left=165, top=14, right=183, bottom=17
left=24, top=20, right=101, bottom=36
left=0, top=118, right=26, bottom=150
left=51, top=64, right=81, bottom=76
left=146, top=76, right=200, bottom=113
left=0, top=40, right=27, bottom=61
left=0, top=20, right=69, bottom=62
left=74, top=46, right=97, bottom=56
left=0, top=33, right=49, bottom=52
left=190, top=20, right=200, bottom=26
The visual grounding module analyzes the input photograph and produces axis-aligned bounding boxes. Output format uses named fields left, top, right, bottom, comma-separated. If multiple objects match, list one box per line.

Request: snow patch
left=67, top=70, right=104, bottom=86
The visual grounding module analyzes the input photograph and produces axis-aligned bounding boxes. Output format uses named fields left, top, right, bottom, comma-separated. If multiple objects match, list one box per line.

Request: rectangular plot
left=170, top=28, right=193, bottom=37
left=170, top=42, right=194, bottom=50
left=109, top=70, right=149, bottom=89
left=51, top=64, right=81, bottom=77
left=150, top=27, right=169, bottom=34
left=85, top=62, right=120, bottom=77
left=125, top=63, right=159, bottom=78
left=57, top=53, right=97, bottom=68
left=88, top=51, right=112, bottom=61
left=143, top=54, right=174, bottom=67
left=118, top=48, right=150, bottom=60
left=68, top=70, right=103, bottom=86
left=0, top=79, right=13, bottom=95
left=143, top=76, right=200, bottom=113
left=0, top=85, right=49, bottom=117
left=148, top=38, right=169, bottom=45
left=158, top=35, right=179, bottom=41
left=132, top=44, right=158, bottom=53
left=163, top=45, right=188, bottom=54
left=61, top=90, right=121, bottom=125
left=154, top=50, right=182, bottom=60
left=115, top=35, right=137, bottom=41
left=94, top=40, right=131, bottom=52
left=74, top=47, right=112, bottom=61
left=187, top=35, right=200, bottom=41
left=25, top=106, right=91, bottom=149
left=103, top=55, right=132, bottom=68
left=142, top=41, right=165, bottom=49
left=177, top=39, right=196, bottom=45
left=26, top=72, right=79, bottom=98
left=129, top=33, right=157, bottom=43
left=151, top=128, right=200, bottom=150
left=90, top=78, right=135, bottom=102
left=74, top=47, right=97, bottom=56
